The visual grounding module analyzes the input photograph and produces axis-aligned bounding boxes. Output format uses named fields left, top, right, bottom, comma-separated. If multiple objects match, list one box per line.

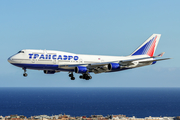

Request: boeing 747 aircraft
left=8, top=34, right=170, bottom=80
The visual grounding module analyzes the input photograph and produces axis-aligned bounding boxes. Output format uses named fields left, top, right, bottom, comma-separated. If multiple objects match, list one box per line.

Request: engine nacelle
left=75, top=66, right=87, bottom=73
left=152, top=61, right=157, bottom=65
left=44, top=70, right=56, bottom=74
left=108, top=63, right=120, bottom=70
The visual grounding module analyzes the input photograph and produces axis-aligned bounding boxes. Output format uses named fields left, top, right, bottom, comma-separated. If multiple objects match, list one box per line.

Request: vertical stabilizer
left=131, top=34, right=161, bottom=57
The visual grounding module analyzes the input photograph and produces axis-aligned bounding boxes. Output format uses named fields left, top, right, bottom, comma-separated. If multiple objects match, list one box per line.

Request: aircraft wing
left=58, top=52, right=171, bottom=74
left=119, top=57, right=171, bottom=66
left=119, top=52, right=169, bottom=66
left=138, top=58, right=171, bottom=63
left=58, top=62, right=111, bottom=68
left=59, top=57, right=171, bottom=68
left=88, top=52, right=167, bottom=67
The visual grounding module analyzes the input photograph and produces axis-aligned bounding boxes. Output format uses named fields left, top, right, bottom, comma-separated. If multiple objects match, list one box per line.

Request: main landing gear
left=68, top=72, right=92, bottom=80
left=69, top=72, right=75, bottom=80
left=22, top=68, right=28, bottom=77
left=79, top=73, right=92, bottom=80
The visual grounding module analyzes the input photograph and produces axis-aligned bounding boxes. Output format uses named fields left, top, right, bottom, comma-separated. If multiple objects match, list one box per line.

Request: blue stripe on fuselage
left=11, top=64, right=133, bottom=73
left=11, top=63, right=74, bottom=72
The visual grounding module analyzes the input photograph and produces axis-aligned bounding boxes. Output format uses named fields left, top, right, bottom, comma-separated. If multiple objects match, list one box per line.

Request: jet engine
left=44, top=70, right=56, bottom=74
left=152, top=61, right=157, bottom=65
left=75, top=66, right=88, bottom=73
left=108, top=63, right=120, bottom=70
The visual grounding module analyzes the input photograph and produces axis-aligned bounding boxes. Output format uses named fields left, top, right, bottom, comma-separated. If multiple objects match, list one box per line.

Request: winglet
left=153, top=52, right=165, bottom=58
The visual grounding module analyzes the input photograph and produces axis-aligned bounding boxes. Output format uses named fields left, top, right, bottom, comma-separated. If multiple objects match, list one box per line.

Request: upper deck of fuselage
left=21, top=49, right=75, bottom=55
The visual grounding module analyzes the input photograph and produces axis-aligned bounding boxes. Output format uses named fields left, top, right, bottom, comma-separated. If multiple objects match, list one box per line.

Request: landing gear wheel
left=79, top=75, right=83, bottom=79
left=85, top=78, right=89, bottom=80
left=23, top=73, right=28, bottom=77
left=82, top=74, right=92, bottom=80
left=71, top=77, right=75, bottom=80
left=83, top=74, right=87, bottom=79
left=22, top=68, right=28, bottom=77
left=69, top=72, right=75, bottom=80
left=69, top=74, right=73, bottom=77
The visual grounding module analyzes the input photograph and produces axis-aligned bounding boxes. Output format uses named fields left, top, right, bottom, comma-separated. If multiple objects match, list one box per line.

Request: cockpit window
left=18, top=51, right=24, bottom=53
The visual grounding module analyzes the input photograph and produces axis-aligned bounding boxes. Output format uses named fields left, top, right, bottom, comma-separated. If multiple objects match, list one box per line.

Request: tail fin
left=130, top=34, right=161, bottom=57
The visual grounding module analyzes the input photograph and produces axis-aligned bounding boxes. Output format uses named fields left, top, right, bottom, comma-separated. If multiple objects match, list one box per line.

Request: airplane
left=8, top=34, right=170, bottom=80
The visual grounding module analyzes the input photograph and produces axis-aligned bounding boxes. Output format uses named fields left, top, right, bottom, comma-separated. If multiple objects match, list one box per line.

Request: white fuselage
left=8, top=49, right=153, bottom=73
left=7, top=34, right=169, bottom=80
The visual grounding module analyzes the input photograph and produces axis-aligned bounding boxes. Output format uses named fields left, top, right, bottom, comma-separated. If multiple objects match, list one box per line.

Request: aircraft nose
left=7, top=56, right=13, bottom=63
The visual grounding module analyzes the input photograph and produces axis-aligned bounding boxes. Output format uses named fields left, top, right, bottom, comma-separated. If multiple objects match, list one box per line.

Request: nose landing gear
left=22, top=68, right=28, bottom=77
